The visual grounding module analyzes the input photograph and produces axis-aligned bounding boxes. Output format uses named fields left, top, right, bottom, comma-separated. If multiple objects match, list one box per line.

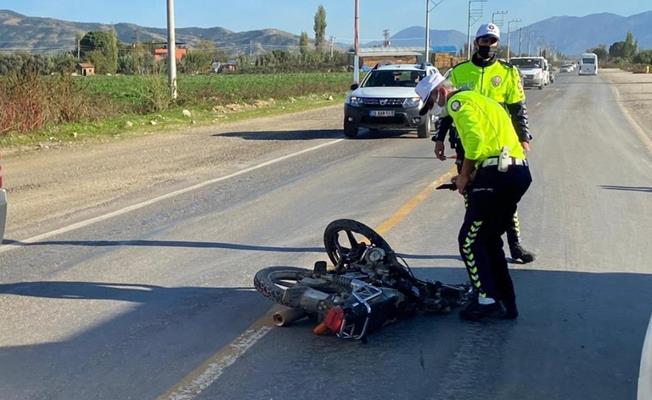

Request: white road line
left=0, top=139, right=344, bottom=254
left=638, top=313, right=652, bottom=400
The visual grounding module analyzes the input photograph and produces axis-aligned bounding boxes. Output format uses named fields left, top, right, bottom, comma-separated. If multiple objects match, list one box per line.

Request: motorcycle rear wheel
left=253, top=266, right=312, bottom=307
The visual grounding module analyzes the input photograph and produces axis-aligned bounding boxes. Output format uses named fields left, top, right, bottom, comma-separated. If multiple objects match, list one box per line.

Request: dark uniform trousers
left=458, top=164, right=532, bottom=301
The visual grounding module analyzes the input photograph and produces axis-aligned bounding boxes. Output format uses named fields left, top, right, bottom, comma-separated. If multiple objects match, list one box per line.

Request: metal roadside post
left=0, top=152, right=7, bottom=245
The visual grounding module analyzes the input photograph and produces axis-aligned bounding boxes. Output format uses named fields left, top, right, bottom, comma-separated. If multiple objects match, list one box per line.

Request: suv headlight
left=403, top=97, right=421, bottom=108
left=346, top=96, right=363, bottom=107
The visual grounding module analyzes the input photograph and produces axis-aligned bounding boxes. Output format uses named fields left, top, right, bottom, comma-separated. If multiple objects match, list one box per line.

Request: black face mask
left=478, top=45, right=496, bottom=59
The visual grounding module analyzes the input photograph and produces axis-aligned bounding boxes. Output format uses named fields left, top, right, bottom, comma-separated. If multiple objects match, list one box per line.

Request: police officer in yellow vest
left=417, top=72, right=531, bottom=320
left=434, top=22, right=535, bottom=264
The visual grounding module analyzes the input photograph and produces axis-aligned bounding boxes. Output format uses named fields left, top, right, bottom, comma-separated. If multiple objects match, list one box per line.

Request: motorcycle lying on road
left=254, top=216, right=472, bottom=340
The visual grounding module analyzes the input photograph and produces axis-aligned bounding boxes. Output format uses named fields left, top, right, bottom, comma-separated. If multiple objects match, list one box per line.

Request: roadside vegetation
left=0, top=5, right=352, bottom=147
left=586, top=32, right=652, bottom=72
left=0, top=71, right=351, bottom=147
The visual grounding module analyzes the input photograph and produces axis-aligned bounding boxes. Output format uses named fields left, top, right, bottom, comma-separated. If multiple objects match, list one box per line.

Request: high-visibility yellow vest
left=446, top=90, right=526, bottom=164
left=448, top=60, right=525, bottom=105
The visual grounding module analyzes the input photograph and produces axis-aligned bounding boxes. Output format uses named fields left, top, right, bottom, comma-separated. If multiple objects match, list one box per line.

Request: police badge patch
left=451, top=100, right=461, bottom=112
left=491, top=75, right=502, bottom=87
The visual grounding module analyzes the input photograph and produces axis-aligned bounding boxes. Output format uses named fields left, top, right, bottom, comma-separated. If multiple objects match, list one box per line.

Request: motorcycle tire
left=323, top=219, right=395, bottom=267
left=254, top=266, right=312, bottom=307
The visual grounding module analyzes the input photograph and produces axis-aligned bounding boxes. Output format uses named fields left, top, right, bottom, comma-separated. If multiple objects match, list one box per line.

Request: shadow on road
left=2, top=238, right=325, bottom=253
left=600, top=185, right=652, bottom=193
left=216, top=129, right=425, bottom=141
left=2, top=238, right=454, bottom=261
left=1, top=268, right=650, bottom=399
left=216, top=129, right=343, bottom=141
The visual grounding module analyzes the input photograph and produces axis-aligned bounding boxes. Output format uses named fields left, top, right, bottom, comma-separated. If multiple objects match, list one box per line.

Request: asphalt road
left=1, top=73, right=651, bottom=400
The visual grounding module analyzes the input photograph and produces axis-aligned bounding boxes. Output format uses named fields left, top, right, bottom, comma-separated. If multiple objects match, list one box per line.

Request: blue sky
left=3, top=0, right=650, bottom=42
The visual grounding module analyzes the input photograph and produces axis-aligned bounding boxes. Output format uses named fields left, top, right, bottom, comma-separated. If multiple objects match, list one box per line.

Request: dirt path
left=1, top=105, right=343, bottom=240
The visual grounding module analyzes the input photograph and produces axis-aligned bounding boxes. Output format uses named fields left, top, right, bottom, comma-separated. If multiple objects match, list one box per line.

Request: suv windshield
left=511, top=59, right=541, bottom=69
left=362, top=70, right=425, bottom=88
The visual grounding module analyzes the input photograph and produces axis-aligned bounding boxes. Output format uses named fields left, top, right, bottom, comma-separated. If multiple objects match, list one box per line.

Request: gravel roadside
left=600, top=68, right=652, bottom=147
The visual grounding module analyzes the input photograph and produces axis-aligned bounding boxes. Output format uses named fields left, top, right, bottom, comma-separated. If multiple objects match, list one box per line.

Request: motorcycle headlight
left=403, top=97, right=421, bottom=108
left=346, top=96, right=363, bottom=107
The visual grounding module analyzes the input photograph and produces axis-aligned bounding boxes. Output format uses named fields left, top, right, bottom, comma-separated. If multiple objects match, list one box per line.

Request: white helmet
left=475, top=23, right=500, bottom=40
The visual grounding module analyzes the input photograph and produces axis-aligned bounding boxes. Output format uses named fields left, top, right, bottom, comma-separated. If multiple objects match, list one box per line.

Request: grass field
left=0, top=72, right=352, bottom=147
left=78, top=72, right=352, bottom=109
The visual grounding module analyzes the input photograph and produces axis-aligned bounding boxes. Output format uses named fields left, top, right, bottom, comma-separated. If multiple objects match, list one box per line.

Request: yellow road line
left=157, top=165, right=458, bottom=400
left=376, top=165, right=457, bottom=235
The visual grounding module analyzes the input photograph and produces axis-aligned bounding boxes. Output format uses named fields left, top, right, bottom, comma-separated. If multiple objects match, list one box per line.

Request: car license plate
left=369, top=110, right=395, bottom=117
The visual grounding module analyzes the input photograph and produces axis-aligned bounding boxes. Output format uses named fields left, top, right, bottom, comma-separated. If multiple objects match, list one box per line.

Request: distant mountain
left=0, top=9, right=300, bottom=55
left=1, top=9, right=650, bottom=57
left=366, top=26, right=467, bottom=50
left=369, top=12, right=651, bottom=56
left=505, top=11, right=652, bottom=55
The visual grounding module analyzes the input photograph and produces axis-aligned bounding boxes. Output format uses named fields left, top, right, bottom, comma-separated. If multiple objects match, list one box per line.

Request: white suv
left=344, top=64, right=439, bottom=138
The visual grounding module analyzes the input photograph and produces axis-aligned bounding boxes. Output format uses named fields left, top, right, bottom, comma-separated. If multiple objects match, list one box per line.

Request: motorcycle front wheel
left=323, top=219, right=395, bottom=268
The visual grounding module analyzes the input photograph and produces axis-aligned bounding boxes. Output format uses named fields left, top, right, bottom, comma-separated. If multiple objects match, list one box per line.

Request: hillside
left=1, top=9, right=650, bottom=57
left=0, top=9, right=300, bottom=55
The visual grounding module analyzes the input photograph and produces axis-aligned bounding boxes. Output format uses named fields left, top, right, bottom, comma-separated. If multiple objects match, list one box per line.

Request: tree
left=623, top=32, right=638, bottom=59
left=299, top=32, right=309, bottom=55
left=313, top=5, right=327, bottom=52
left=609, top=41, right=626, bottom=58
left=80, top=30, right=118, bottom=74
left=633, top=50, right=652, bottom=64
left=586, top=45, right=607, bottom=60
left=52, top=52, right=77, bottom=74
left=610, top=32, right=638, bottom=60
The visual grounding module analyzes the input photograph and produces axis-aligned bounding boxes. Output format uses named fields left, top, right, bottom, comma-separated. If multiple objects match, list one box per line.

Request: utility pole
left=424, top=0, right=445, bottom=65
left=491, top=10, right=508, bottom=29
left=330, top=36, right=335, bottom=58
left=526, top=31, right=535, bottom=56
left=466, top=0, right=487, bottom=60
left=506, top=19, right=520, bottom=61
left=77, top=37, right=81, bottom=61
left=425, top=0, right=430, bottom=64
left=166, top=0, right=177, bottom=100
left=353, top=0, right=360, bottom=84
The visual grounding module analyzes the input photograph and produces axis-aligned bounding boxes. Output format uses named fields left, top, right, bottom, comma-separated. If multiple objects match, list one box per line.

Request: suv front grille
left=361, top=98, right=405, bottom=107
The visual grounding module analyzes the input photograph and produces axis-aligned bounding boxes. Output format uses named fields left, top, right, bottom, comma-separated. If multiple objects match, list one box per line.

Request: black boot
left=510, top=243, right=536, bottom=264
left=500, top=298, right=519, bottom=319
left=459, top=301, right=503, bottom=321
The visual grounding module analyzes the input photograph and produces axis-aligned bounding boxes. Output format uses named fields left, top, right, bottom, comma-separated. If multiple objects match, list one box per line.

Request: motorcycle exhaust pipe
left=272, top=306, right=306, bottom=327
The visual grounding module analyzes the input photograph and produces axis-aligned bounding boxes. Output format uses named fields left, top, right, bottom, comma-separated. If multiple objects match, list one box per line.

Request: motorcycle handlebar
left=435, top=183, right=457, bottom=191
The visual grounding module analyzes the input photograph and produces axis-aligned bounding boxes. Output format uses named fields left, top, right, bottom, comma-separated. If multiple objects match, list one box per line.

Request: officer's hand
left=521, top=141, right=531, bottom=153
left=452, top=174, right=470, bottom=195
left=434, top=141, right=446, bottom=161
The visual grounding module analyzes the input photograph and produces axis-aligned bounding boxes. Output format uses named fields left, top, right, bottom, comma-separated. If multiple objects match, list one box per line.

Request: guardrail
left=0, top=152, right=7, bottom=245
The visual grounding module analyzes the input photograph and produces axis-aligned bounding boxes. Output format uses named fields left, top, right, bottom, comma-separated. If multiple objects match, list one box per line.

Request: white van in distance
left=579, top=53, right=598, bottom=75
left=511, top=56, right=549, bottom=90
